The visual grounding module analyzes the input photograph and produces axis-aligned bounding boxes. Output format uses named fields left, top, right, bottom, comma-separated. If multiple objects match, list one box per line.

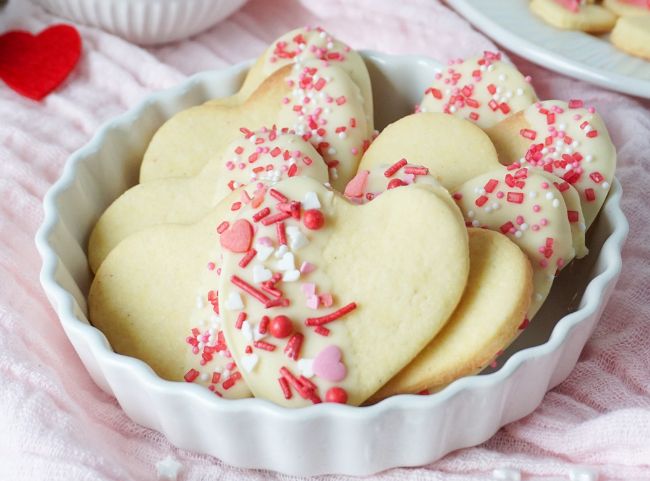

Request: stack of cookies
left=88, top=28, right=616, bottom=407
left=530, top=0, right=650, bottom=60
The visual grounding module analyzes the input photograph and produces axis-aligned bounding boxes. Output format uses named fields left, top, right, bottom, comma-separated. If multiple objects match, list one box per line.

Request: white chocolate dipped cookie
left=215, top=176, right=469, bottom=407
left=416, top=52, right=537, bottom=129
left=88, top=127, right=328, bottom=273
left=604, top=0, right=650, bottom=16
left=369, top=228, right=533, bottom=401
left=453, top=167, right=575, bottom=318
left=89, top=190, right=252, bottom=399
left=208, top=27, right=374, bottom=133
left=486, top=99, right=616, bottom=228
left=141, top=60, right=371, bottom=191
left=358, top=113, right=500, bottom=190
left=611, top=16, right=650, bottom=60
left=530, top=0, right=618, bottom=33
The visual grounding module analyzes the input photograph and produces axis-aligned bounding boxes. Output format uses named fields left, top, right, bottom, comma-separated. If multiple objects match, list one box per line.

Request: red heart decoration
left=0, top=24, right=82, bottom=101
left=220, top=219, right=254, bottom=253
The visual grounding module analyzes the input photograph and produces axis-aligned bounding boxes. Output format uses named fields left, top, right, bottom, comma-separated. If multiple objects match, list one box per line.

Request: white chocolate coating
left=453, top=168, right=575, bottom=318
left=260, top=27, right=373, bottom=132
left=278, top=60, right=371, bottom=191
left=417, top=52, right=537, bottom=129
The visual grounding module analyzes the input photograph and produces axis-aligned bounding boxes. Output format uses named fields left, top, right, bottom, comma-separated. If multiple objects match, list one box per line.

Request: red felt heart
left=220, top=219, right=254, bottom=253
left=0, top=24, right=82, bottom=101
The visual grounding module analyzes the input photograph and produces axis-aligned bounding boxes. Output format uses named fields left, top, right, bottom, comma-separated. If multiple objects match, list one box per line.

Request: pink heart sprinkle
left=313, top=345, right=346, bottom=382
left=300, top=261, right=316, bottom=274
left=343, top=170, right=369, bottom=198
left=219, top=219, right=253, bottom=253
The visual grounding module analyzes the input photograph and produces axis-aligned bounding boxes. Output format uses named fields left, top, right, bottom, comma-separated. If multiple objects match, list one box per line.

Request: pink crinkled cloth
left=1, top=0, right=649, bottom=479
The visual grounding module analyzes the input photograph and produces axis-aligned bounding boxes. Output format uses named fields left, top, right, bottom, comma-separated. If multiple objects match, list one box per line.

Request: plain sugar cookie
left=611, top=16, right=650, bottom=60
left=530, top=0, right=618, bottom=33
left=141, top=60, right=370, bottom=191
left=89, top=191, right=252, bottom=399
left=417, top=52, right=537, bottom=129
left=88, top=127, right=328, bottom=273
left=359, top=113, right=500, bottom=190
left=604, top=0, right=650, bottom=17
left=368, top=228, right=532, bottom=401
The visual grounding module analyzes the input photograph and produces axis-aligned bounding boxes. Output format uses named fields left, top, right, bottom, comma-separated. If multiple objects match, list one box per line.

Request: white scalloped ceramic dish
left=35, top=51, right=628, bottom=476
left=31, top=0, right=247, bottom=45
left=447, top=0, right=650, bottom=99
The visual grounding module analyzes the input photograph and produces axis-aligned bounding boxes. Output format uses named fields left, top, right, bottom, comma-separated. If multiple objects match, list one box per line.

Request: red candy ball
left=387, top=178, right=407, bottom=190
left=269, top=315, right=293, bottom=338
left=325, top=387, right=348, bottom=404
left=303, top=209, right=325, bottom=230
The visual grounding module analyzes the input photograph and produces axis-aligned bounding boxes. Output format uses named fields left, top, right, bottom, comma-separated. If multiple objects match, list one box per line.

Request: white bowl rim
left=35, top=50, right=629, bottom=422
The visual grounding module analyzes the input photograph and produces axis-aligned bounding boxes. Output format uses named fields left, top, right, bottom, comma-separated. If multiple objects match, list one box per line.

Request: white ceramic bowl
left=35, top=52, right=628, bottom=476
left=31, top=0, right=247, bottom=45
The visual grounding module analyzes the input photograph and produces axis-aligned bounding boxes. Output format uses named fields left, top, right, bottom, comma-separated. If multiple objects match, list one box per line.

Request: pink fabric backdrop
left=1, top=0, right=649, bottom=479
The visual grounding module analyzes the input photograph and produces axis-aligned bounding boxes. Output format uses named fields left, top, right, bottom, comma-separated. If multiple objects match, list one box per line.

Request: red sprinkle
left=253, top=207, right=271, bottom=223
left=325, top=387, right=348, bottom=404
left=384, top=158, right=408, bottom=178
left=278, top=377, right=292, bottom=400
left=277, top=221, right=287, bottom=246
left=184, top=369, right=200, bottom=383
left=261, top=212, right=292, bottom=226
left=217, top=221, right=230, bottom=234
left=315, top=326, right=330, bottom=336
left=475, top=195, right=488, bottom=207
left=284, top=333, right=304, bottom=360
left=231, top=275, right=271, bottom=305
left=507, top=192, right=524, bottom=204
left=303, top=209, right=325, bottom=230
left=404, top=166, right=429, bottom=176
left=568, top=99, right=584, bottom=109
left=269, top=188, right=288, bottom=202
left=585, top=188, right=596, bottom=202
left=239, top=249, right=257, bottom=268
left=254, top=340, right=277, bottom=352
left=270, top=315, right=293, bottom=338
left=235, top=312, right=247, bottom=330
left=305, top=302, right=357, bottom=326
left=520, top=128, right=537, bottom=140
left=222, top=372, right=242, bottom=390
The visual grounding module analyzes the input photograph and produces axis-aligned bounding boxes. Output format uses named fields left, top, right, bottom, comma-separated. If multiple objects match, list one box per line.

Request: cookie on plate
left=604, top=0, right=650, bottom=17
left=530, top=0, right=618, bottom=33
left=611, top=16, right=650, bottom=60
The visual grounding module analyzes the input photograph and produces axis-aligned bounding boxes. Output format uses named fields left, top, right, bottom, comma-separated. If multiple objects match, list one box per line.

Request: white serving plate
left=31, top=0, right=247, bottom=45
left=35, top=51, right=628, bottom=476
left=447, top=0, right=650, bottom=98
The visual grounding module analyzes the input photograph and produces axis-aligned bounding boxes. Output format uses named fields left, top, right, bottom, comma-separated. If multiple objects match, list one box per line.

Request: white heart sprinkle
left=253, top=264, right=272, bottom=283
left=256, top=244, right=274, bottom=262
left=240, top=354, right=259, bottom=373
left=241, top=321, right=253, bottom=342
left=276, top=252, right=295, bottom=271
left=303, top=191, right=321, bottom=210
left=275, top=244, right=289, bottom=259
left=283, top=269, right=301, bottom=282
left=225, top=292, right=244, bottom=311
left=297, top=358, right=314, bottom=378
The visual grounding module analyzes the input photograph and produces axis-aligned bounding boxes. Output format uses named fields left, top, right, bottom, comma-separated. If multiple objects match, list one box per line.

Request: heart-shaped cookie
left=216, top=177, right=469, bottom=406
left=453, top=167, right=575, bottom=318
left=358, top=113, right=500, bottom=190
left=530, top=0, right=618, bottom=32
left=88, top=127, right=328, bottom=272
left=89, top=190, right=252, bottom=399
left=206, top=26, right=373, bottom=131
left=0, top=24, right=82, bottom=101
left=416, top=52, right=537, bottom=129
left=348, top=113, right=587, bottom=259
left=369, top=228, right=532, bottom=401
left=485, top=100, right=616, bottom=228
left=141, top=60, right=370, bottom=191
